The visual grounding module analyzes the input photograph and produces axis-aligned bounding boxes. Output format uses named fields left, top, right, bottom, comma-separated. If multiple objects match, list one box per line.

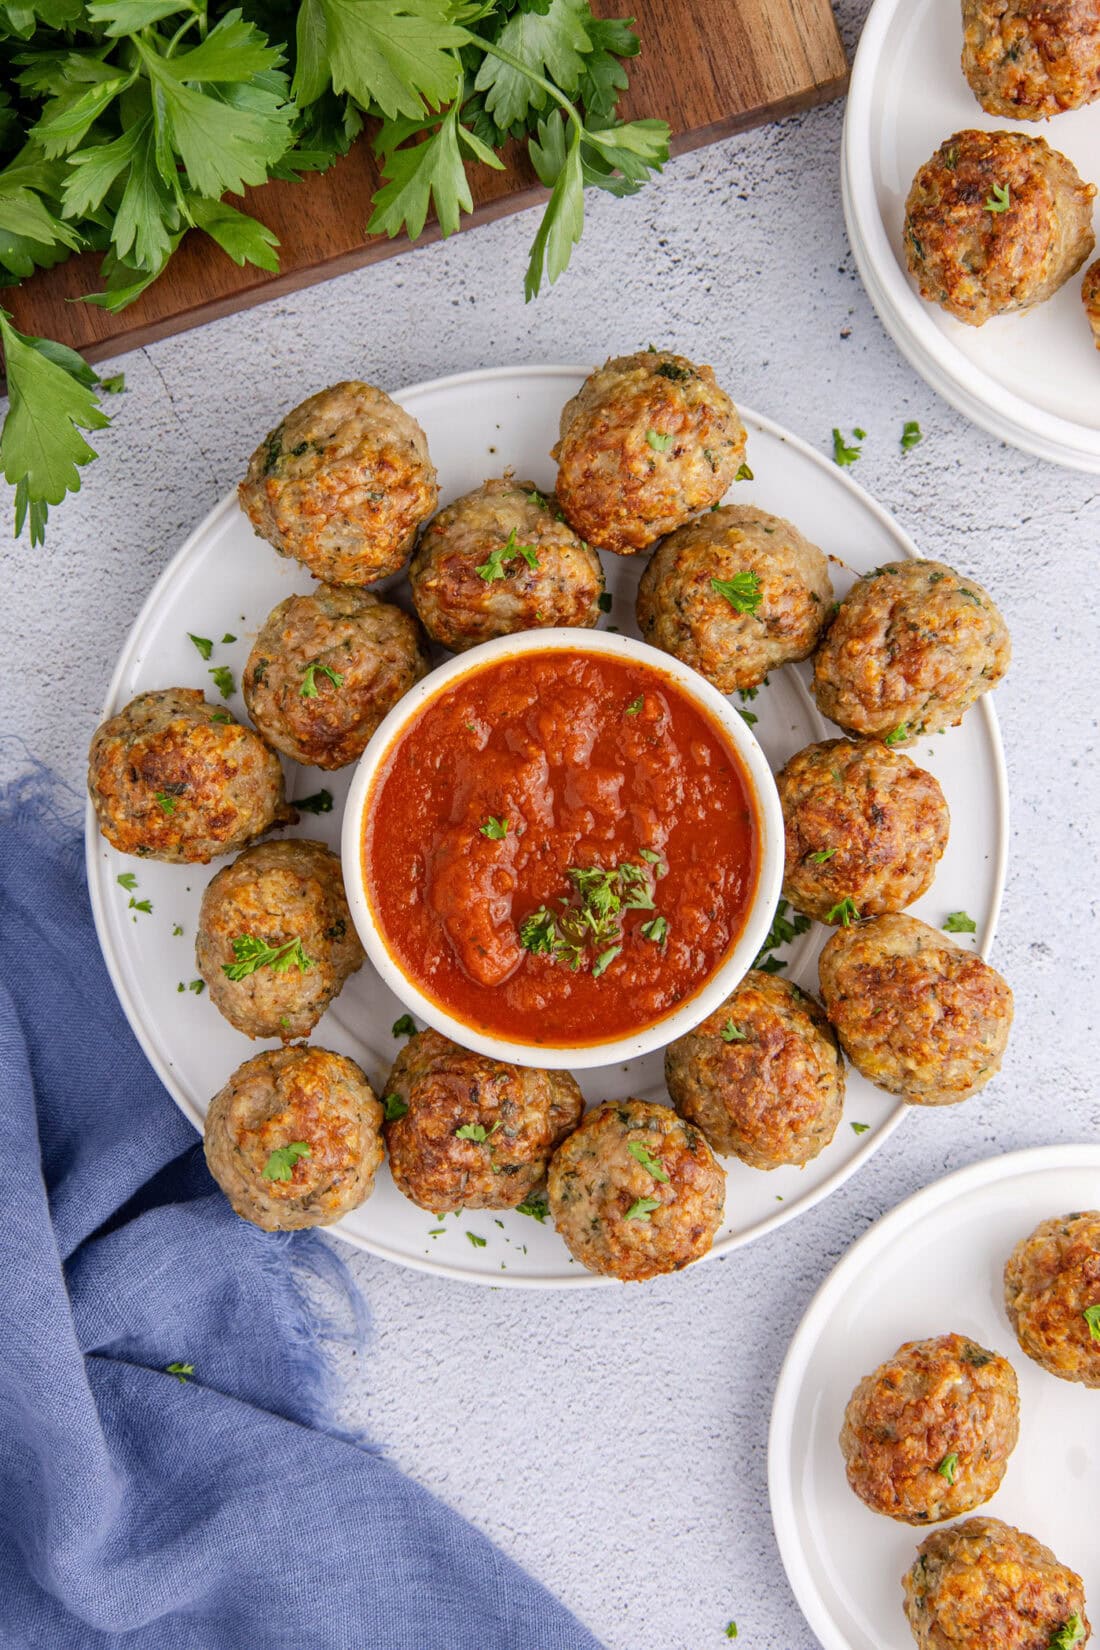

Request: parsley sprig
left=518, top=857, right=665, bottom=975
left=475, top=528, right=539, bottom=581
left=223, top=934, right=314, bottom=981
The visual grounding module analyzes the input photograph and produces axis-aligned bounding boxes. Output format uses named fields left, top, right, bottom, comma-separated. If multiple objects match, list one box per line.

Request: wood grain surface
left=7, top=0, right=848, bottom=362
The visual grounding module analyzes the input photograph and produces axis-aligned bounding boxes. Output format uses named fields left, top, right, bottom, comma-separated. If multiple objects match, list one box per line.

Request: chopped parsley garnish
left=936, top=1451, right=958, bottom=1485
left=825, top=897, right=860, bottom=927
left=480, top=816, right=509, bottom=840
left=455, top=1121, right=501, bottom=1144
left=155, top=791, right=178, bottom=815
left=884, top=724, right=909, bottom=747
left=943, top=911, right=977, bottom=934
left=734, top=461, right=753, bottom=481
left=900, top=420, right=923, bottom=452
left=725, top=1626, right=738, bottom=1641
left=1083, top=1304, right=1100, bottom=1342
left=753, top=898, right=811, bottom=970
left=221, top=633, right=237, bottom=644
left=850, top=1121, right=870, bottom=1135
left=655, top=361, right=693, bottom=382
left=165, top=1362, right=193, bottom=1383
left=516, top=1192, right=550, bottom=1222
left=625, top=695, right=644, bottom=716
left=627, top=1140, right=669, bottom=1182
left=591, top=943, right=621, bottom=977
left=598, top=591, right=613, bottom=613
left=476, top=528, right=540, bottom=581
left=832, top=427, right=863, bottom=466
left=188, top=633, right=214, bottom=660
left=172, top=924, right=183, bottom=936
left=391, top=1014, right=417, bottom=1038
left=721, top=1021, right=748, bottom=1043
left=383, top=1093, right=408, bottom=1122
left=1049, top=1615, right=1086, bottom=1650
left=738, top=707, right=757, bottom=727
left=711, top=571, right=762, bottom=615
left=117, top=872, right=138, bottom=891
left=188, top=979, right=204, bottom=995
left=810, top=848, right=836, bottom=863
left=223, top=934, right=313, bottom=981
left=300, top=660, right=344, bottom=698
left=640, top=915, right=668, bottom=945
left=645, top=428, right=673, bottom=452
left=99, top=374, right=126, bottom=394
left=210, top=712, right=231, bottom=724
left=295, top=790, right=334, bottom=814
left=985, top=182, right=1010, bottom=214
left=625, top=1196, right=661, bottom=1221
left=208, top=665, right=236, bottom=700
left=128, top=896, right=152, bottom=915
left=526, top=487, right=548, bottom=508
left=262, top=1141, right=311, bottom=1181
left=466, top=1231, right=487, bottom=1248
left=518, top=859, right=664, bottom=975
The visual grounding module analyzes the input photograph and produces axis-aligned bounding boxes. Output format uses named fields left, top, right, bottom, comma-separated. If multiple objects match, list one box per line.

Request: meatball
left=812, top=561, right=1010, bottom=746
left=903, top=1518, right=1090, bottom=1650
left=547, top=1099, right=725, bottom=1281
left=664, top=971, right=844, bottom=1169
left=776, top=738, right=950, bottom=923
left=840, top=1333, right=1020, bottom=1524
left=196, top=840, right=364, bottom=1043
left=238, top=381, right=438, bottom=585
left=243, top=586, right=428, bottom=770
left=636, top=505, right=833, bottom=693
left=408, top=476, right=605, bottom=651
left=819, top=914, right=1013, bottom=1106
left=88, top=687, right=291, bottom=864
left=904, top=130, right=1095, bottom=326
left=1004, top=1211, right=1100, bottom=1387
left=962, top=0, right=1100, bottom=119
left=204, top=1045, right=383, bottom=1231
left=552, top=350, right=747, bottom=555
left=1083, top=259, right=1100, bottom=347
left=382, top=1028, right=584, bottom=1213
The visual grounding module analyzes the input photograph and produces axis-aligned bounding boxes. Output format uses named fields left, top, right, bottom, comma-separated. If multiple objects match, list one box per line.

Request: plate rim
left=84, top=361, right=1010, bottom=1287
left=767, top=1141, right=1100, bottom=1650
left=842, top=0, right=1100, bottom=473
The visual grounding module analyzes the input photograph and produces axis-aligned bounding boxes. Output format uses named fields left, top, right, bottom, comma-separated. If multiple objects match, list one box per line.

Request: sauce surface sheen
left=363, top=650, right=759, bottom=1046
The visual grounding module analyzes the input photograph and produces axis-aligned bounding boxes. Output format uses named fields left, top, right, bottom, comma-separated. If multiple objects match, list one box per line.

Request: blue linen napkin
left=0, top=756, right=603, bottom=1650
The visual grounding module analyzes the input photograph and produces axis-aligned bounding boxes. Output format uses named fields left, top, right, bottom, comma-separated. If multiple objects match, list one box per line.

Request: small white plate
left=85, top=364, right=1008, bottom=1287
left=844, top=0, right=1100, bottom=471
left=769, top=1145, right=1100, bottom=1650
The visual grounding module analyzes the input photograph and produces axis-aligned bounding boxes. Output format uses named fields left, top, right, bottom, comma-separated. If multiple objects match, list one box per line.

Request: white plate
left=85, top=364, right=1008, bottom=1288
left=844, top=0, right=1100, bottom=472
left=769, top=1145, right=1100, bottom=1650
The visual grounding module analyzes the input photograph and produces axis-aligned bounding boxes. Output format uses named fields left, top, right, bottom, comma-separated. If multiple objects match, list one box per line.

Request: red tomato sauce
left=363, top=650, right=759, bottom=1047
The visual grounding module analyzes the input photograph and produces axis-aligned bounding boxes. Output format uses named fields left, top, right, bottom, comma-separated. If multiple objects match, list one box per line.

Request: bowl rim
left=340, top=626, right=784, bottom=1071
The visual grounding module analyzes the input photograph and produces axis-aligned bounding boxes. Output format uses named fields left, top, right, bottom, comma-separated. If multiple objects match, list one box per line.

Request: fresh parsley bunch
left=0, top=0, right=669, bottom=542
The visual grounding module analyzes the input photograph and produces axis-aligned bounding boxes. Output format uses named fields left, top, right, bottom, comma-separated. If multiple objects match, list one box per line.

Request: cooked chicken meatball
left=962, top=0, right=1100, bottom=119
left=408, top=477, right=605, bottom=651
left=196, top=840, right=364, bottom=1043
left=777, top=739, right=950, bottom=923
left=88, top=687, right=291, bottom=864
left=238, top=381, right=438, bottom=585
left=547, top=1099, right=725, bottom=1281
left=1004, top=1211, right=1100, bottom=1387
left=552, top=350, right=747, bottom=555
left=636, top=505, right=833, bottom=693
left=664, top=971, right=844, bottom=1169
left=812, top=561, right=1010, bottom=746
left=819, top=914, right=1013, bottom=1106
left=904, top=130, right=1095, bottom=326
left=204, top=1045, right=383, bottom=1231
left=1084, top=259, right=1100, bottom=347
left=840, top=1333, right=1019, bottom=1524
left=903, top=1518, right=1090, bottom=1650
left=243, top=586, right=428, bottom=770
left=382, top=1028, right=584, bottom=1213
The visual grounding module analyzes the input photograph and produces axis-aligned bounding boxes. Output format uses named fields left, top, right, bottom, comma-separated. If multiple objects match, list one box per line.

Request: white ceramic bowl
left=340, top=628, right=784, bottom=1071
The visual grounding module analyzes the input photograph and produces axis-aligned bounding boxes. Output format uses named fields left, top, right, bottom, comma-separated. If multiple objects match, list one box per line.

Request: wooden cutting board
left=8, top=0, right=847, bottom=361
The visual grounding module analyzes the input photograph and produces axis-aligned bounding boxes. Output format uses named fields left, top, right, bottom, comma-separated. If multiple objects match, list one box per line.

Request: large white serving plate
left=86, top=364, right=1008, bottom=1287
left=769, top=1146, right=1100, bottom=1650
left=844, top=0, right=1100, bottom=471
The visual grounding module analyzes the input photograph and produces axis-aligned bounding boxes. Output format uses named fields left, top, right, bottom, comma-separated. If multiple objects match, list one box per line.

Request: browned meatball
left=636, top=505, right=833, bottom=693
left=243, top=586, right=428, bottom=770
left=408, top=477, right=605, bottom=651
left=382, top=1028, right=584, bottom=1213
left=238, top=381, right=438, bottom=585
left=904, top=130, right=1095, bottom=326
left=903, top=1518, right=1090, bottom=1650
left=664, top=971, right=844, bottom=1169
left=552, top=350, right=747, bottom=555
left=1004, top=1211, right=1100, bottom=1387
left=1084, top=259, right=1100, bottom=347
left=840, top=1333, right=1020, bottom=1524
left=196, top=840, right=364, bottom=1042
left=962, top=0, right=1100, bottom=119
left=812, top=561, right=1010, bottom=746
left=776, top=739, right=950, bottom=923
left=819, top=914, right=1013, bottom=1106
left=547, top=1099, right=725, bottom=1281
left=203, top=1045, right=383, bottom=1231
left=88, top=687, right=291, bottom=864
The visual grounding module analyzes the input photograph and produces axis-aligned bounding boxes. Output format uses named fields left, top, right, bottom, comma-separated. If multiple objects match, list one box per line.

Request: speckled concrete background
left=3, top=0, right=1098, bottom=1644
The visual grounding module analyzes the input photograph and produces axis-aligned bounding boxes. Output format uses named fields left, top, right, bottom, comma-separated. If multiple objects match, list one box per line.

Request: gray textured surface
left=3, top=0, right=1099, bottom=1642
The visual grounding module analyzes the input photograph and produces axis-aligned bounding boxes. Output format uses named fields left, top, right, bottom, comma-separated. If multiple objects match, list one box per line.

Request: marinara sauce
left=363, top=649, right=759, bottom=1047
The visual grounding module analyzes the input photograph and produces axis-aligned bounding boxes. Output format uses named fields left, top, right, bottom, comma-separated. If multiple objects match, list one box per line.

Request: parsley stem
left=474, top=38, right=586, bottom=138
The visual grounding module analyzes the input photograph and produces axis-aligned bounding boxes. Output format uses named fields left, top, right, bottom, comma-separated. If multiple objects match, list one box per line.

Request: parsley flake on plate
left=165, top=1362, right=193, bottom=1384
left=735, top=462, right=753, bottom=481
left=466, top=1231, right=487, bottom=1249
left=188, top=633, right=213, bottom=660
left=832, top=427, right=863, bottom=466
left=900, top=420, right=923, bottom=452
left=738, top=707, right=758, bottom=727
left=850, top=1121, right=870, bottom=1135
left=598, top=591, right=613, bottom=613
left=128, top=896, right=152, bottom=915
left=711, top=571, right=762, bottom=615
left=223, top=934, right=313, bottom=981
left=262, top=1141, right=311, bottom=1182
left=99, top=374, right=126, bottom=394
left=391, top=1014, right=417, bottom=1038
left=943, top=911, right=977, bottom=934
left=516, top=1192, right=550, bottom=1223
left=117, top=871, right=138, bottom=891
left=208, top=665, right=235, bottom=700
left=724, top=1626, right=738, bottom=1641
left=295, top=790, right=334, bottom=814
